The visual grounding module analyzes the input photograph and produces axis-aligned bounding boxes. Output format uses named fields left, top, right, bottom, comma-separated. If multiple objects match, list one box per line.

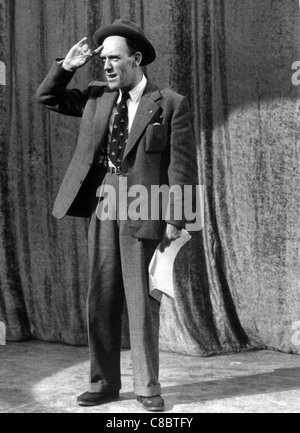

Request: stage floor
left=0, top=340, right=300, bottom=413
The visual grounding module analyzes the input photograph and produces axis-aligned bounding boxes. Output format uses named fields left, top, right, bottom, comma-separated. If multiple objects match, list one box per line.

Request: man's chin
left=106, top=78, right=119, bottom=90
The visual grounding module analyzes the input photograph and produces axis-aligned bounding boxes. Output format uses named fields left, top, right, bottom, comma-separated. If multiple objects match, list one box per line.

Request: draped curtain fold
left=0, top=0, right=299, bottom=356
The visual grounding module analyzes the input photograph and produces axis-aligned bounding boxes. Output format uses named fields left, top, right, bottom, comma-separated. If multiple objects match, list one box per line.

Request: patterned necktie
left=109, top=91, right=130, bottom=168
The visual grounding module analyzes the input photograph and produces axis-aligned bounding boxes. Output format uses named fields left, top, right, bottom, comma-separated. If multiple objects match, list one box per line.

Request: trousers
left=87, top=172, right=161, bottom=397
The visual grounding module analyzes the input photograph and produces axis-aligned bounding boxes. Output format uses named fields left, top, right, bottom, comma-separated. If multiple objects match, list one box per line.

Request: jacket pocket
left=144, top=124, right=168, bottom=153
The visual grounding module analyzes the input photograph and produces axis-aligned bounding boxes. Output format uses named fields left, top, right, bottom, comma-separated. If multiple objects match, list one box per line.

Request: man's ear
left=133, top=52, right=142, bottom=67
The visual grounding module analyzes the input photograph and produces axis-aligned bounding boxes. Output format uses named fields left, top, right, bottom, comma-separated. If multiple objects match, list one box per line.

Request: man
left=36, top=19, right=198, bottom=411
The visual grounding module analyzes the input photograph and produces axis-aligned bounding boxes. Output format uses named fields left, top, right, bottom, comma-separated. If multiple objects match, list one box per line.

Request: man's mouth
left=107, top=74, right=117, bottom=80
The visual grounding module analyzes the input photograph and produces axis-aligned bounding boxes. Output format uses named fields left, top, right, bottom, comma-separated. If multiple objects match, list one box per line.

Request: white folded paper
left=148, top=229, right=192, bottom=302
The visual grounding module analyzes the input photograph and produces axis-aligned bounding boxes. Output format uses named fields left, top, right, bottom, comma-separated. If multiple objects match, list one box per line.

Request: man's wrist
left=166, top=222, right=183, bottom=230
left=61, top=60, right=76, bottom=72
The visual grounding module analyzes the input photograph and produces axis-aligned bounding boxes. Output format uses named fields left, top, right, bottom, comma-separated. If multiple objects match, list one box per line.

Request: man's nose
left=104, top=59, right=112, bottom=71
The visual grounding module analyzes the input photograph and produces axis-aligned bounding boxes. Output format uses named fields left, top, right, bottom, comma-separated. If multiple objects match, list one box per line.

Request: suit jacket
left=36, top=62, right=198, bottom=240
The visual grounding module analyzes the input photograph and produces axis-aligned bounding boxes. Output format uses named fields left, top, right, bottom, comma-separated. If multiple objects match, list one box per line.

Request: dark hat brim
left=93, top=23, right=156, bottom=66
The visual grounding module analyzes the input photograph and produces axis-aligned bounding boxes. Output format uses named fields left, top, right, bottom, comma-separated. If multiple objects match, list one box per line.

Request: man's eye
left=101, top=57, right=119, bottom=64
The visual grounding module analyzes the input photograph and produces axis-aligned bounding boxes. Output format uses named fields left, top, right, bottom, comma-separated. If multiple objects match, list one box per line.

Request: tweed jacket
left=36, top=62, right=198, bottom=240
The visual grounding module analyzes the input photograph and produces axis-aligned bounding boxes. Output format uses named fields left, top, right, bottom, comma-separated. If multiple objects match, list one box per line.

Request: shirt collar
left=117, top=75, right=147, bottom=103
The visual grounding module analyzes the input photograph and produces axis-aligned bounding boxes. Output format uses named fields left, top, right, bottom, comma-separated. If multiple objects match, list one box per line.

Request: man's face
left=100, top=36, right=137, bottom=91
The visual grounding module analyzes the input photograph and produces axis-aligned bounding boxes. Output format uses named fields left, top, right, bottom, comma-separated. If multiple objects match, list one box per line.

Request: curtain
left=0, top=0, right=299, bottom=356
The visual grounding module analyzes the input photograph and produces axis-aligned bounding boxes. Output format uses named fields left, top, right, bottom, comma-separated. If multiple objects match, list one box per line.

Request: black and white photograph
left=0, top=0, right=300, bottom=418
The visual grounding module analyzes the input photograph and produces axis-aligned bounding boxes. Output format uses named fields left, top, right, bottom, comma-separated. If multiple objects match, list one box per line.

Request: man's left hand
left=159, top=223, right=182, bottom=252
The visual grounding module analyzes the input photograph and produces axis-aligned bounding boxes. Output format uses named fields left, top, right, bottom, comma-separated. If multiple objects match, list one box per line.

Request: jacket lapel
left=93, top=89, right=118, bottom=153
left=122, top=81, right=162, bottom=162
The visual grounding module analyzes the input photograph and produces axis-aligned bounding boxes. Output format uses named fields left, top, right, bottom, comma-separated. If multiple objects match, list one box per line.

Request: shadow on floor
left=1, top=341, right=300, bottom=412
left=119, top=367, right=300, bottom=410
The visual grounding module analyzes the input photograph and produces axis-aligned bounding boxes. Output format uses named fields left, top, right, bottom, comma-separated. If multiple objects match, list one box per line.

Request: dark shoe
left=77, top=391, right=119, bottom=407
left=137, top=395, right=165, bottom=412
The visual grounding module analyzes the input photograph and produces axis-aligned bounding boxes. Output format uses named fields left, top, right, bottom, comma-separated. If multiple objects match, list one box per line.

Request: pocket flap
left=145, top=124, right=168, bottom=153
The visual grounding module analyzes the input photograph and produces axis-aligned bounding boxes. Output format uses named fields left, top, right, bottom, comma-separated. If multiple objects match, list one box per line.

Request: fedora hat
left=93, top=19, right=156, bottom=66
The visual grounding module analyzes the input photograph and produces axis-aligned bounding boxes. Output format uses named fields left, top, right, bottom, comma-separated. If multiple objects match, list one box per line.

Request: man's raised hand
left=62, top=37, right=103, bottom=71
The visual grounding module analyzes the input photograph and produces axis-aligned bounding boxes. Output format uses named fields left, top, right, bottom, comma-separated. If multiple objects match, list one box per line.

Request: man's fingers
left=173, top=231, right=182, bottom=240
left=72, top=38, right=102, bottom=57
left=90, top=45, right=103, bottom=57
left=159, top=232, right=182, bottom=252
left=159, top=236, right=171, bottom=253
left=159, top=242, right=166, bottom=253
left=94, top=44, right=103, bottom=54
left=76, top=37, right=88, bottom=47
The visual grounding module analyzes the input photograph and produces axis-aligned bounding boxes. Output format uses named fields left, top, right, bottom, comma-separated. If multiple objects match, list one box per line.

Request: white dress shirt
left=108, top=74, right=148, bottom=136
left=97, top=75, right=148, bottom=168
